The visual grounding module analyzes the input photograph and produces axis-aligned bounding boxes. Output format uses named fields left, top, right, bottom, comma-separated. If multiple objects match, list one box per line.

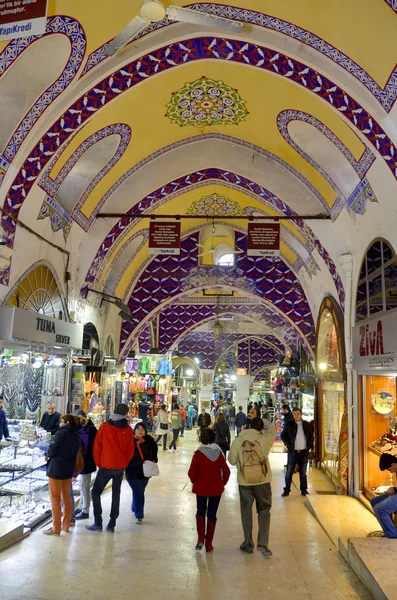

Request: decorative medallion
left=187, top=193, right=244, bottom=216
left=38, top=196, right=72, bottom=241
left=166, top=76, right=247, bottom=127
left=346, top=178, right=378, bottom=219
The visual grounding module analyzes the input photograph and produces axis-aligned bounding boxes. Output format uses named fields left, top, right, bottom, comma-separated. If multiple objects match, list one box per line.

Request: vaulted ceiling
left=1, top=0, right=397, bottom=369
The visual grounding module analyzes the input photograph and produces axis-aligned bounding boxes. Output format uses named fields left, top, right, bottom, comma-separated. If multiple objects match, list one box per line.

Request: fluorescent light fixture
left=53, top=346, right=62, bottom=349
left=230, top=375, right=237, bottom=381
left=194, top=357, right=200, bottom=364
left=186, top=369, right=194, bottom=376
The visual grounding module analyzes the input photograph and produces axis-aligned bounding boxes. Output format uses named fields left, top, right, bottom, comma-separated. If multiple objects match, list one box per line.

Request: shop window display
left=321, top=382, right=345, bottom=477
left=363, top=375, right=397, bottom=498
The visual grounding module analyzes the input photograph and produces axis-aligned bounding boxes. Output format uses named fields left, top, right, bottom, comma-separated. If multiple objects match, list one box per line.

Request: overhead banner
left=247, top=222, right=280, bottom=257
left=149, top=220, right=181, bottom=255
left=0, top=0, right=48, bottom=41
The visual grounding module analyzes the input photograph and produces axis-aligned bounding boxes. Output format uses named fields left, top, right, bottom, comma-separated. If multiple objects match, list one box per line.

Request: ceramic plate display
left=372, top=391, right=395, bottom=415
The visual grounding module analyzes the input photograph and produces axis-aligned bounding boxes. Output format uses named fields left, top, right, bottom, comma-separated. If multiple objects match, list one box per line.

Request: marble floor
left=0, top=431, right=373, bottom=600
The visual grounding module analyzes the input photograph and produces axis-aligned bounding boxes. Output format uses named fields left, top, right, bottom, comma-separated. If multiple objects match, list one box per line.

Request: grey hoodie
left=198, top=443, right=222, bottom=462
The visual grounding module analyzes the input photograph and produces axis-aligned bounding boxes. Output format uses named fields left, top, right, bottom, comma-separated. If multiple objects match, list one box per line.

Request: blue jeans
left=187, top=416, right=192, bottom=430
left=284, top=450, right=308, bottom=493
left=236, top=426, right=242, bottom=437
left=370, top=492, right=397, bottom=538
left=127, top=479, right=148, bottom=519
left=155, top=434, right=168, bottom=450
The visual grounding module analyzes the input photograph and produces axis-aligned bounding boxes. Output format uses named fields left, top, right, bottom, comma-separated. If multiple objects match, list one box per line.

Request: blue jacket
left=0, top=408, right=9, bottom=440
left=234, top=411, right=247, bottom=428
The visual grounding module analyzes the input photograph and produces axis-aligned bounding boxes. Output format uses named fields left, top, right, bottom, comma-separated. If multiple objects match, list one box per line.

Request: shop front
left=353, top=311, right=397, bottom=501
left=315, top=296, right=347, bottom=492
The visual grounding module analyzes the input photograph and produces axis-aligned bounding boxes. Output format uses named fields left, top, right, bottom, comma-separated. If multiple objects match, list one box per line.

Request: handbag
left=160, top=423, right=168, bottom=430
left=74, top=445, right=85, bottom=474
left=143, top=460, right=160, bottom=478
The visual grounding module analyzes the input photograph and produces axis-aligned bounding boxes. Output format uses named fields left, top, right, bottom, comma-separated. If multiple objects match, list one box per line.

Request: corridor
left=0, top=432, right=372, bottom=600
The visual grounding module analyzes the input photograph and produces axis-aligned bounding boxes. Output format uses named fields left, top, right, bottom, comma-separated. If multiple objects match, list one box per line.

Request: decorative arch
left=82, top=3, right=397, bottom=112
left=355, top=238, right=397, bottom=322
left=3, top=34, right=397, bottom=288
left=315, top=295, right=346, bottom=380
left=86, top=168, right=344, bottom=307
left=0, top=16, right=86, bottom=165
left=39, top=123, right=131, bottom=230
left=5, top=261, right=67, bottom=319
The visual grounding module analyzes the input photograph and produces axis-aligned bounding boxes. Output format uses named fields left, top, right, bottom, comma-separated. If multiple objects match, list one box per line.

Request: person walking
left=188, top=427, right=230, bottom=552
left=126, top=421, right=158, bottom=524
left=43, top=414, right=80, bottom=535
left=86, top=404, right=134, bottom=533
left=154, top=404, right=169, bottom=451
left=281, top=404, right=294, bottom=425
left=187, top=403, right=194, bottom=430
left=228, top=417, right=277, bottom=557
left=74, top=410, right=97, bottom=520
left=212, top=413, right=231, bottom=457
left=168, top=403, right=182, bottom=452
left=234, top=406, right=247, bottom=436
left=198, top=408, right=211, bottom=429
left=180, top=405, right=187, bottom=437
left=281, top=407, right=313, bottom=497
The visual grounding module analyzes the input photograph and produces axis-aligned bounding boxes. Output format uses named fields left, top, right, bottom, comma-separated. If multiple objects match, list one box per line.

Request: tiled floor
left=0, top=431, right=373, bottom=600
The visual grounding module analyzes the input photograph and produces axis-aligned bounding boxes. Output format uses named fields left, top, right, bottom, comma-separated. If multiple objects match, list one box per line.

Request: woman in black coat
left=126, top=421, right=158, bottom=524
left=212, top=413, right=231, bottom=457
left=44, top=414, right=80, bottom=535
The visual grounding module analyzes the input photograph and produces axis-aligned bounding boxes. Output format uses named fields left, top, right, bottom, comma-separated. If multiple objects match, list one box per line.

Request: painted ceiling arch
left=2, top=32, right=397, bottom=269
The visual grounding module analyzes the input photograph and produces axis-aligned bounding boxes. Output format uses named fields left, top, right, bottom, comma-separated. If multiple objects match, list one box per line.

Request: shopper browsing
left=281, top=407, right=313, bottom=497
left=228, top=417, right=277, bottom=557
left=188, top=427, right=230, bottom=552
left=86, top=404, right=134, bottom=533
left=0, top=395, right=10, bottom=441
left=40, top=401, right=61, bottom=436
left=44, top=414, right=80, bottom=535
left=126, top=421, right=158, bottom=524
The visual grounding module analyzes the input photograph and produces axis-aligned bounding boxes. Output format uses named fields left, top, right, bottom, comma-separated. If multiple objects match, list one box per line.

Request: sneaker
left=75, top=512, right=89, bottom=520
left=106, top=522, right=115, bottom=533
left=257, top=545, right=273, bottom=558
left=136, top=518, right=143, bottom=524
left=281, top=491, right=290, bottom=497
left=168, top=449, right=173, bottom=453
left=239, top=542, right=254, bottom=554
left=85, top=523, right=103, bottom=532
left=366, top=530, right=386, bottom=538
left=43, top=528, right=60, bottom=536
left=195, top=542, right=204, bottom=551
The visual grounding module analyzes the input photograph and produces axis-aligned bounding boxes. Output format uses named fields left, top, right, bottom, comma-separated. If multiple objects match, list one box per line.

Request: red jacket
left=93, top=420, right=134, bottom=470
left=180, top=407, right=187, bottom=420
left=188, top=446, right=230, bottom=496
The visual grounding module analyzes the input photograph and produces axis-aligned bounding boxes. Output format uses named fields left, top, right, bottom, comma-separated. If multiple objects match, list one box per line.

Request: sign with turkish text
left=0, top=306, right=83, bottom=349
left=236, top=368, right=247, bottom=376
left=149, top=220, right=180, bottom=255
left=352, top=312, right=396, bottom=370
left=247, top=222, right=280, bottom=257
left=0, top=0, right=48, bottom=40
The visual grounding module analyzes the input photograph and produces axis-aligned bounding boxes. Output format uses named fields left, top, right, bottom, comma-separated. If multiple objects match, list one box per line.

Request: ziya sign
left=0, top=0, right=48, bottom=40
left=149, top=220, right=181, bottom=255
left=247, top=222, right=280, bottom=257
left=352, top=314, right=395, bottom=370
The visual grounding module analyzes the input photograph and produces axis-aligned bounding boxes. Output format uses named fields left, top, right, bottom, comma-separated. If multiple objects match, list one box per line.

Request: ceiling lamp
left=140, top=0, right=166, bottom=21
left=212, top=318, right=223, bottom=339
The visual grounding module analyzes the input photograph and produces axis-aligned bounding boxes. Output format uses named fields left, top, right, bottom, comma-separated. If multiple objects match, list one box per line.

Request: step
left=0, top=520, right=27, bottom=551
left=346, top=538, right=397, bottom=600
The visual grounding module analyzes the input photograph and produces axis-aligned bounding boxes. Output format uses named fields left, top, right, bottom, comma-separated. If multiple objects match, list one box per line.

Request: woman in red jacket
left=188, top=427, right=230, bottom=552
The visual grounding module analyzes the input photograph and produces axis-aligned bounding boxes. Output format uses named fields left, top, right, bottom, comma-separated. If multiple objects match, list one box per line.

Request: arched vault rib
left=2, top=35, right=397, bottom=287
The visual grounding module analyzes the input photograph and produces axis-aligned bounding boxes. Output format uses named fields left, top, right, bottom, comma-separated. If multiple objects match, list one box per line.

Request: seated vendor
left=369, top=453, right=397, bottom=538
left=40, top=401, right=61, bottom=435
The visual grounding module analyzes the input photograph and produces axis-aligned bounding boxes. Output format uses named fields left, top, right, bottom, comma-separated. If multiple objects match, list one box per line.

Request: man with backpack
left=228, top=417, right=276, bottom=557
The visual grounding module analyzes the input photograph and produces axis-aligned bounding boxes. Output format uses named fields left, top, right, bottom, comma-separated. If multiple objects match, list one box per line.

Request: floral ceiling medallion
left=187, top=193, right=245, bottom=217
left=166, top=76, right=247, bottom=127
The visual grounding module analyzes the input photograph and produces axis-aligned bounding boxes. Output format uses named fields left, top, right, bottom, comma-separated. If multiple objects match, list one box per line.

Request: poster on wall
left=149, top=220, right=181, bottom=255
left=247, top=222, right=280, bottom=257
left=0, top=0, right=48, bottom=40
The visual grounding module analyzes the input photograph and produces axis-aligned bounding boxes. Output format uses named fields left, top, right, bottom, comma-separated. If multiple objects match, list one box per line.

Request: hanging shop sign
left=0, top=306, right=83, bottom=349
left=236, top=368, right=247, bottom=376
left=0, top=0, right=48, bottom=40
left=149, top=220, right=181, bottom=255
left=247, top=222, right=280, bottom=257
left=352, top=312, right=397, bottom=370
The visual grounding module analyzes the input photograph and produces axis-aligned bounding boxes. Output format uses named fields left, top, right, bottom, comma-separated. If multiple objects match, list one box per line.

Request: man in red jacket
left=86, top=404, right=134, bottom=532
